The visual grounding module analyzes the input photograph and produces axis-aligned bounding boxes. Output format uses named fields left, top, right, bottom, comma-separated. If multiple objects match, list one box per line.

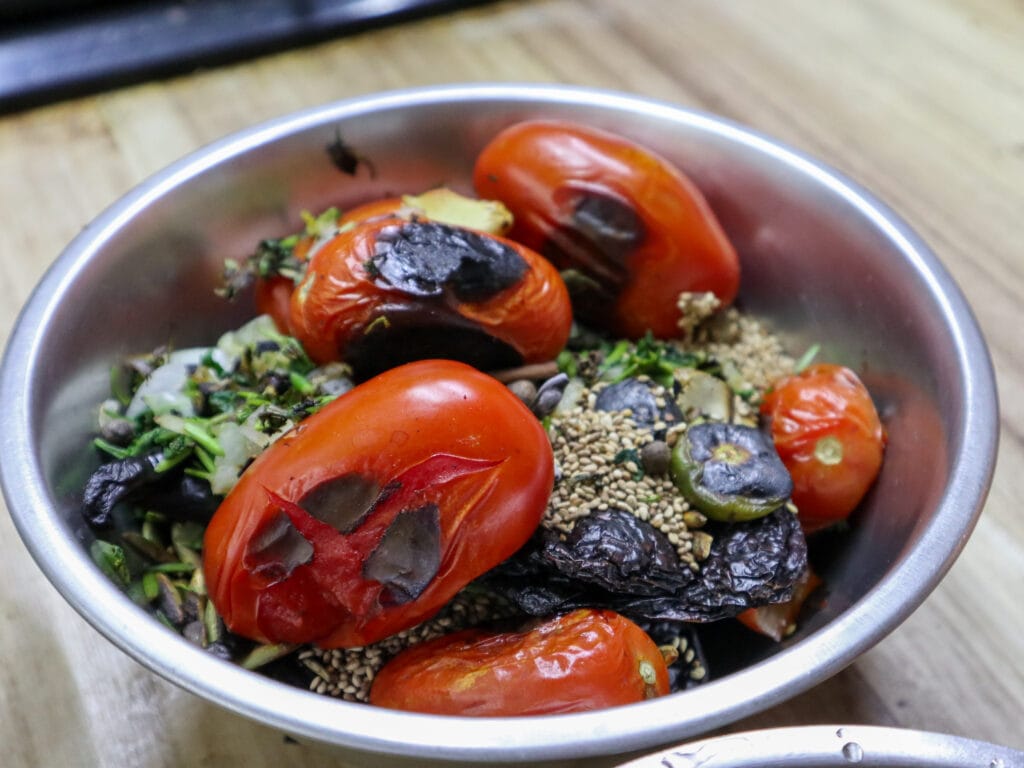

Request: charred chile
left=82, top=452, right=162, bottom=527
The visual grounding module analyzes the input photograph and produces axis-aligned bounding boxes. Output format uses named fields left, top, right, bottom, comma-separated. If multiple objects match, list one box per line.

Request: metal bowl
left=616, top=726, right=1024, bottom=768
left=0, top=84, right=999, bottom=767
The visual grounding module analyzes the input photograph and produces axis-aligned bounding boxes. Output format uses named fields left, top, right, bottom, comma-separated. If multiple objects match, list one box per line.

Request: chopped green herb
left=598, top=332, right=701, bottom=387
left=613, top=448, right=645, bottom=480
left=146, top=562, right=197, bottom=575
left=240, top=643, right=298, bottom=670
left=794, top=343, right=821, bottom=373
left=90, top=540, right=130, bottom=587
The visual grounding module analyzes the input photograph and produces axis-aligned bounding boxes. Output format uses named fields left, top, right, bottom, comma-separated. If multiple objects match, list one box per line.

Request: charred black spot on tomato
left=671, top=423, right=793, bottom=522
left=573, top=191, right=645, bottom=261
left=344, top=300, right=522, bottom=380
left=362, top=503, right=442, bottom=605
left=371, top=221, right=528, bottom=302
left=243, top=510, right=314, bottom=583
left=298, top=472, right=383, bottom=534
left=543, top=189, right=643, bottom=288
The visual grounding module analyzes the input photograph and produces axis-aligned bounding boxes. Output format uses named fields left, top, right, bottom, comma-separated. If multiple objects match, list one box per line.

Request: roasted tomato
left=255, top=275, right=299, bottom=333
left=203, top=359, right=554, bottom=648
left=473, top=120, right=740, bottom=338
left=761, top=363, right=886, bottom=533
left=369, top=609, right=670, bottom=715
left=256, top=189, right=514, bottom=335
left=289, top=216, right=572, bottom=378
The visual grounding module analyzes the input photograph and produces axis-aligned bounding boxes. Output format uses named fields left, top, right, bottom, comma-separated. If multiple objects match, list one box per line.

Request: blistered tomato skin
left=202, top=359, right=554, bottom=648
left=761, top=363, right=886, bottom=533
left=253, top=191, right=514, bottom=336
left=369, top=609, right=670, bottom=716
left=288, top=216, right=572, bottom=377
left=473, top=120, right=740, bottom=338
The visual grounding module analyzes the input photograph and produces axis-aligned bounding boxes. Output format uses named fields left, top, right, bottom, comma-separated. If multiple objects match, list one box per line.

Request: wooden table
left=2, top=1, right=1021, bottom=765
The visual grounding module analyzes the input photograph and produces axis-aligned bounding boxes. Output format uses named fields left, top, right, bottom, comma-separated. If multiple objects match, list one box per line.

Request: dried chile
left=619, top=507, right=807, bottom=622
left=487, top=507, right=807, bottom=624
left=82, top=452, right=219, bottom=528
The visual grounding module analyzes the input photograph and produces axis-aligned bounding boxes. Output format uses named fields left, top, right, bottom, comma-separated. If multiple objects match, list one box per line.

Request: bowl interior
left=0, top=85, right=997, bottom=765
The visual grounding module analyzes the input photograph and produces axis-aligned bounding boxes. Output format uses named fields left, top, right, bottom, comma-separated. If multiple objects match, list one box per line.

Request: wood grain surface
left=1, top=1, right=1022, bottom=766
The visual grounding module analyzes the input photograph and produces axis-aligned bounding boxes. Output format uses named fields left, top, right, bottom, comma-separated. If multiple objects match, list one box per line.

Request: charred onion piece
left=289, top=217, right=572, bottom=379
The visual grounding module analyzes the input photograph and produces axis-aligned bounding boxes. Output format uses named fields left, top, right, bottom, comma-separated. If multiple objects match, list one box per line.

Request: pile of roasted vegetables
left=82, top=120, right=886, bottom=715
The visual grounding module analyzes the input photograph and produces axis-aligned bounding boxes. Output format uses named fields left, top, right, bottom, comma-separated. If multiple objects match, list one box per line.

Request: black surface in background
left=0, top=0, right=493, bottom=113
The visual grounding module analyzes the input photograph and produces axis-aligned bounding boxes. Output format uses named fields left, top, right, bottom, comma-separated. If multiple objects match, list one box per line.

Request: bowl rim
left=0, top=82, right=1000, bottom=762
left=614, top=724, right=1024, bottom=767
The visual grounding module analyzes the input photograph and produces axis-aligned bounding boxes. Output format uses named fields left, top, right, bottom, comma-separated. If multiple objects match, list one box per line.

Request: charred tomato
left=369, top=609, right=670, bottom=715
left=761, top=363, right=886, bottom=533
left=203, top=359, right=554, bottom=648
left=255, top=189, right=514, bottom=335
left=473, top=120, right=740, bottom=338
left=288, top=216, right=572, bottom=378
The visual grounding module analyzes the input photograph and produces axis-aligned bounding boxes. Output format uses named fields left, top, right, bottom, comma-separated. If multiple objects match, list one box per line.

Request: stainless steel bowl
left=616, top=726, right=1024, bottom=768
left=0, top=84, right=999, bottom=767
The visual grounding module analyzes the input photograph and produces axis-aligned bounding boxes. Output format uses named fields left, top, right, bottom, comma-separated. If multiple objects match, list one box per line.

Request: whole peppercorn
left=640, top=439, right=672, bottom=476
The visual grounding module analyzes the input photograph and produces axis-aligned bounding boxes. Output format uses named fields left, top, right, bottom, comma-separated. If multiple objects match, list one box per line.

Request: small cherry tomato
left=369, top=609, right=670, bottom=715
left=760, top=363, right=886, bottom=533
left=203, top=359, right=554, bottom=648
left=289, top=217, right=572, bottom=377
left=473, top=120, right=740, bottom=338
